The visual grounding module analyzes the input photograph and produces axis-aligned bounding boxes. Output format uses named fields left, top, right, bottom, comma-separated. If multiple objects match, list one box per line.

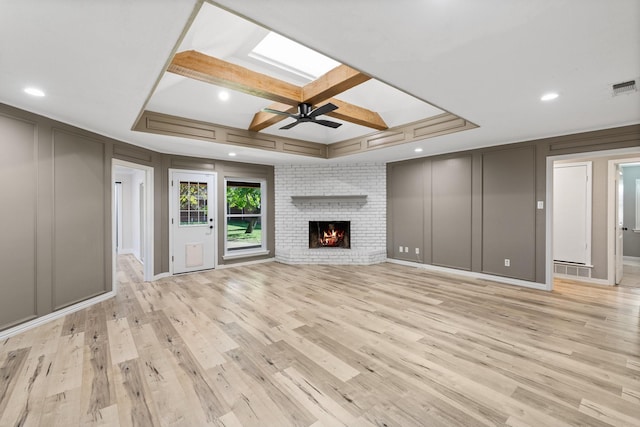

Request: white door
left=553, top=163, right=591, bottom=265
left=171, top=171, right=216, bottom=274
left=615, top=165, right=624, bottom=284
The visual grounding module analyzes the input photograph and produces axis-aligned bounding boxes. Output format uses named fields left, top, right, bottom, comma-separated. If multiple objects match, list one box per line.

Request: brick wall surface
left=274, top=163, right=387, bottom=264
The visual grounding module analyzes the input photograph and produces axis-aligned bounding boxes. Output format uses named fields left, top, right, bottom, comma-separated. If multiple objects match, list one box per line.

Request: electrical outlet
left=404, top=246, right=409, bottom=253
left=415, top=247, right=420, bottom=255
left=504, top=258, right=510, bottom=267
left=399, top=246, right=403, bottom=253
left=537, top=201, right=544, bottom=209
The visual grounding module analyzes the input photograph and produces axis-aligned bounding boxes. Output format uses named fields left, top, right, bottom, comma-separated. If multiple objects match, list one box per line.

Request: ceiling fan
left=263, top=102, right=342, bottom=130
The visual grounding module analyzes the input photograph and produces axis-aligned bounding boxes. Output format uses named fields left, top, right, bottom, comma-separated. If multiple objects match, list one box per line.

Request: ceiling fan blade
left=314, top=119, right=342, bottom=128
left=280, top=120, right=300, bottom=130
left=262, top=108, right=298, bottom=118
left=308, top=102, right=338, bottom=118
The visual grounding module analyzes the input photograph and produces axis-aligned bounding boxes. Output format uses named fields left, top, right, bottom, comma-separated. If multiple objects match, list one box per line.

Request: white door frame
left=168, top=169, right=218, bottom=274
left=608, top=155, right=640, bottom=285
left=545, top=146, right=640, bottom=290
left=112, top=159, right=155, bottom=286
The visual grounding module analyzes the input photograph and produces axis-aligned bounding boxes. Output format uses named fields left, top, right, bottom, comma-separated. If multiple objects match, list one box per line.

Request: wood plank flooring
left=1, top=255, right=639, bottom=426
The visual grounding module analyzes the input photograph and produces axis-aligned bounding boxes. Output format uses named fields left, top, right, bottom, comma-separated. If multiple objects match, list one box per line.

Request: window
left=225, top=179, right=266, bottom=256
left=179, top=180, right=208, bottom=225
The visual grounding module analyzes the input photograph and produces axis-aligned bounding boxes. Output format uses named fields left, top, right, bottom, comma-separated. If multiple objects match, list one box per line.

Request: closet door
left=553, top=162, right=592, bottom=265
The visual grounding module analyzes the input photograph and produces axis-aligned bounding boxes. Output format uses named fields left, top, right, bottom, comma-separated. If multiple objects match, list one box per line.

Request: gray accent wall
left=53, top=129, right=108, bottom=309
left=388, top=125, right=640, bottom=284
left=0, top=115, right=37, bottom=328
left=0, top=103, right=275, bottom=332
left=432, top=156, right=472, bottom=270
left=482, top=147, right=536, bottom=280
left=0, top=108, right=113, bottom=331
left=388, top=160, right=424, bottom=262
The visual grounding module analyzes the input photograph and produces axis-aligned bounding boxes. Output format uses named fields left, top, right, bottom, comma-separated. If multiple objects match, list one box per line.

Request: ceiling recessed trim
left=133, top=110, right=477, bottom=160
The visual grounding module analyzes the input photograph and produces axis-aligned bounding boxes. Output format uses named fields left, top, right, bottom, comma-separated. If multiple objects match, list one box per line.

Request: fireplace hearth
left=309, top=221, right=350, bottom=248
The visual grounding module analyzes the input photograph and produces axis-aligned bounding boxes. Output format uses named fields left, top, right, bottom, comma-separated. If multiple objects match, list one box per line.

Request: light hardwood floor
left=1, top=256, right=639, bottom=426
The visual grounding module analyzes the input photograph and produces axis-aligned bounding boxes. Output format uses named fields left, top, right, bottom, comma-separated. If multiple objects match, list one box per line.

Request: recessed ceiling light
left=24, top=87, right=45, bottom=97
left=228, top=152, right=237, bottom=157
left=218, top=91, right=230, bottom=101
left=540, top=92, right=559, bottom=101
left=414, top=148, right=423, bottom=153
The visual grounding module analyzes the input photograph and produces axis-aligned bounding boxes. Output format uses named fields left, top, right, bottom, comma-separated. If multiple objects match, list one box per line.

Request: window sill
left=223, top=249, right=270, bottom=260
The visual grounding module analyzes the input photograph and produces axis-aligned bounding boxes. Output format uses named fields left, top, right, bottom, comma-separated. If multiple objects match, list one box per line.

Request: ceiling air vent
left=612, top=80, right=637, bottom=96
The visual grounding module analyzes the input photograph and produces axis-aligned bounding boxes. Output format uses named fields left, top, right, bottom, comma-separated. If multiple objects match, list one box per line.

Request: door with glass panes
left=171, top=171, right=216, bottom=273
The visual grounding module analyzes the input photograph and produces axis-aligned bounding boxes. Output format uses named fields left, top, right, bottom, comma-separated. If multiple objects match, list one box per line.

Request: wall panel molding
left=135, top=110, right=477, bottom=160
left=0, top=114, right=38, bottom=330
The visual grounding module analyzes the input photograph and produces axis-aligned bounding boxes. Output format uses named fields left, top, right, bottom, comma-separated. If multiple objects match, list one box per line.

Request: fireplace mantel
left=290, top=195, right=367, bottom=203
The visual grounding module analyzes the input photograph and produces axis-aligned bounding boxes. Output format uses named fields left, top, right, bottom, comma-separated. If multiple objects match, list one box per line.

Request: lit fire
left=320, top=229, right=345, bottom=247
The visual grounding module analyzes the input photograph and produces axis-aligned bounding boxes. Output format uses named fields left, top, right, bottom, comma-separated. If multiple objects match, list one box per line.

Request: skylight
left=249, top=32, right=340, bottom=81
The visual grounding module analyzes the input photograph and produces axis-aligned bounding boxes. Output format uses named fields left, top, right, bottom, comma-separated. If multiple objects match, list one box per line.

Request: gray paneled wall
left=0, top=103, right=276, bottom=332
left=0, top=111, right=113, bottom=331
left=432, top=156, right=472, bottom=270
left=52, top=129, right=107, bottom=309
left=388, top=126, right=640, bottom=284
left=0, top=115, right=37, bottom=328
left=388, top=160, right=424, bottom=262
left=482, top=147, right=536, bottom=280
left=388, top=148, right=536, bottom=281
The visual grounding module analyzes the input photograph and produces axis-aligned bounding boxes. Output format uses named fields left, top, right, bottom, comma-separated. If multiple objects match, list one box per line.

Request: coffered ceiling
left=1, top=0, right=638, bottom=164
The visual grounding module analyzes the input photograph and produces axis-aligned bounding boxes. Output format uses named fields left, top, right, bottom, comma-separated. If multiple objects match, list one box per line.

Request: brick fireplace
left=275, top=163, right=386, bottom=265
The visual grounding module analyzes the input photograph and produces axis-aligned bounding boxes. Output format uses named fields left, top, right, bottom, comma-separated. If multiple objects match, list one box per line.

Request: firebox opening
left=309, top=221, right=350, bottom=249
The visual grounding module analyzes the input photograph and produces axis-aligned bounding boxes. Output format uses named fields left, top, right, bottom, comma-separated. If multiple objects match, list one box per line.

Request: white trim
left=608, top=154, right=640, bottom=285
left=224, top=177, right=268, bottom=258
left=386, top=258, right=548, bottom=291
left=222, top=249, right=270, bottom=260
left=112, top=159, right=154, bottom=283
left=169, top=169, right=218, bottom=275
left=152, top=272, right=172, bottom=281
left=636, top=179, right=640, bottom=231
left=218, top=257, right=275, bottom=269
left=0, top=291, right=115, bottom=341
left=546, top=147, right=640, bottom=291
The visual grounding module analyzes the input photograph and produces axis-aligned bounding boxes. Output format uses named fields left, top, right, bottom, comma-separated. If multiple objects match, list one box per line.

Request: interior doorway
left=112, top=160, right=154, bottom=286
left=546, top=147, right=640, bottom=290
left=608, top=157, right=640, bottom=285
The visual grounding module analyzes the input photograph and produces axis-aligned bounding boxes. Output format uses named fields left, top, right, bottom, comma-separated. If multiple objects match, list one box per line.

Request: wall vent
left=612, top=80, right=637, bottom=96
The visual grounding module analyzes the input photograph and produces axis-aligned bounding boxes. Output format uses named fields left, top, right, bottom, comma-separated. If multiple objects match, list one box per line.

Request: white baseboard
left=623, top=256, right=640, bottom=266
left=386, top=258, right=549, bottom=291
left=152, top=272, right=172, bottom=281
left=117, top=248, right=134, bottom=255
left=0, top=291, right=115, bottom=341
